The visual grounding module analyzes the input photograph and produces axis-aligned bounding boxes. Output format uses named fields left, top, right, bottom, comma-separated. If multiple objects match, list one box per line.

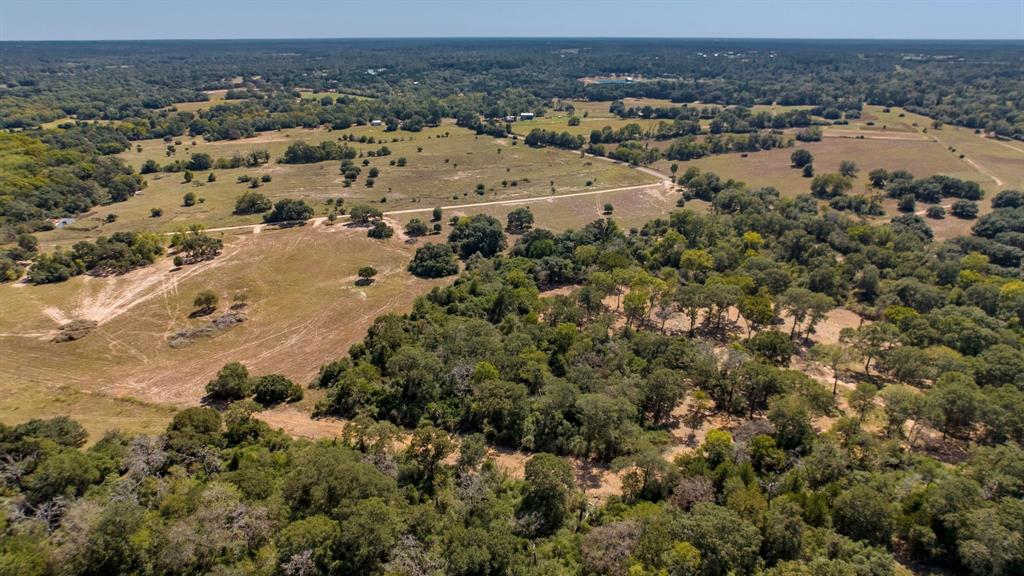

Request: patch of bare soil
left=256, top=405, right=347, bottom=440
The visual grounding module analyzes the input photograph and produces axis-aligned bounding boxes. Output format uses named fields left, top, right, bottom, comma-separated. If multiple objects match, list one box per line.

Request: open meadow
left=35, top=122, right=658, bottom=247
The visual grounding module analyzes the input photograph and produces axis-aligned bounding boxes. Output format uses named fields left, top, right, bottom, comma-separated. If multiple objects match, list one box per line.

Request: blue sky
left=2, top=0, right=1022, bottom=41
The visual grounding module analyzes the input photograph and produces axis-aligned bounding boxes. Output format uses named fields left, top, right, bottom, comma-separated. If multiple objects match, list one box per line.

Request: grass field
left=0, top=224, right=445, bottom=433
left=36, top=122, right=657, bottom=248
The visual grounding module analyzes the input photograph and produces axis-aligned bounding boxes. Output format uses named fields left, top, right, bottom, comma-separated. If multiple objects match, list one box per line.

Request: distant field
left=37, top=122, right=656, bottom=247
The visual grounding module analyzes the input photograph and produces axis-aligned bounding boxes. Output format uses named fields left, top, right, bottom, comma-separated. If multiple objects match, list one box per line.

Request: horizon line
left=3, top=36, right=1023, bottom=44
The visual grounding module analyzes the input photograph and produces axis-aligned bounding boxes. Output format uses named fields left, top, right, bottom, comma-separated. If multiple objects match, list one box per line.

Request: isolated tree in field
left=404, top=218, right=429, bottom=237
left=802, top=164, right=814, bottom=178
left=183, top=170, right=193, bottom=183
left=839, top=160, right=859, bottom=177
left=206, top=362, right=252, bottom=401
left=183, top=191, right=197, bottom=206
left=264, top=199, right=313, bottom=223
left=603, top=203, right=614, bottom=215
left=790, top=149, right=813, bottom=168
left=357, top=266, right=377, bottom=285
left=447, top=214, right=506, bottom=259
left=348, top=204, right=383, bottom=225
left=233, top=191, right=272, bottom=215
left=408, top=243, right=459, bottom=278
left=207, top=172, right=216, bottom=182
left=810, top=343, right=852, bottom=395
left=193, top=289, right=218, bottom=315
left=505, top=207, right=534, bottom=234
left=431, top=206, right=442, bottom=222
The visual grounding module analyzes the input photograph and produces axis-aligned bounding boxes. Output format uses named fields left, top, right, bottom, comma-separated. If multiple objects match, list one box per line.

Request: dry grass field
left=0, top=224, right=445, bottom=437
left=35, top=122, right=657, bottom=248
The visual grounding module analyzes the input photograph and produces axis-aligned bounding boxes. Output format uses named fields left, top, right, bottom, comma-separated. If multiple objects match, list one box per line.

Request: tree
left=519, top=453, right=576, bottom=536
left=349, top=204, right=384, bottom=225
left=406, top=424, right=452, bottom=492
left=809, top=343, right=852, bottom=395
left=951, top=200, right=979, bottom=219
left=263, top=198, right=313, bottom=223
left=357, top=266, right=378, bottom=284
left=252, top=374, right=303, bottom=406
left=233, top=191, right=272, bottom=215
left=183, top=191, right=197, bottom=206
left=810, top=173, right=852, bottom=199
left=205, top=362, right=252, bottom=401
left=368, top=221, right=394, bottom=239
left=780, top=288, right=834, bottom=340
left=431, top=206, right=442, bottom=222
left=183, top=170, right=193, bottom=183
left=641, top=368, right=688, bottom=426
left=840, top=322, right=899, bottom=374
left=505, top=207, right=534, bottom=234
left=802, top=163, right=814, bottom=178
left=448, top=214, right=506, bottom=259
left=839, top=160, right=859, bottom=178
left=404, top=218, right=429, bottom=237
left=790, top=149, right=813, bottom=168
left=193, top=289, right=218, bottom=314
left=832, top=485, right=894, bottom=546
left=848, top=382, right=878, bottom=421
left=408, top=242, right=459, bottom=278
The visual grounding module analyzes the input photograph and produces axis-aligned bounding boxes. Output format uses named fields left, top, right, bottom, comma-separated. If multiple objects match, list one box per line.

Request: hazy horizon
left=2, top=0, right=1022, bottom=42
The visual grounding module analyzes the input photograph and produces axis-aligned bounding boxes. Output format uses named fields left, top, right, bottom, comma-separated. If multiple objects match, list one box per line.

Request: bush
left=193, top=289, right=218, bottom=313
left=368, top=221, right=394, bottom=239
left=183, top=191, right=197, bottom=207
left=408, top=242, right=459, bottom=278
left=150, top=208, right=163, bottom=218
left=233, top=191, right=272, bottom=215
left=405, top=218, right=429, bottom=237
left=925, top=205, right=946, bottom=219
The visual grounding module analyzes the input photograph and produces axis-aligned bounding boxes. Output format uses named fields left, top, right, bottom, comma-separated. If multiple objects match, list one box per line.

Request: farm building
left=519, top=112, right=535, bottom=120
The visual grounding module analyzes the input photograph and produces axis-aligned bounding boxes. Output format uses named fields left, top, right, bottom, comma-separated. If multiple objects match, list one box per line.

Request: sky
left=1, top=0, right=1022, bottom=42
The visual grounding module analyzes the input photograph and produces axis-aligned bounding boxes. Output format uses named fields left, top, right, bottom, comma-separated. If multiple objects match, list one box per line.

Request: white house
left=519, top=112, right=535, bottom=120
left=370, top=119, right=383, bottom=126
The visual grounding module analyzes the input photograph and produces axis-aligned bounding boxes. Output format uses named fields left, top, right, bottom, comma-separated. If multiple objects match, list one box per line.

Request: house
left=519, top=112, right=535, bottom=120
left=370, top=119, right=383, bottom=126
left=52, top=218, right=76, bottom=228
left=504, top=115, right=516, bottom=122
